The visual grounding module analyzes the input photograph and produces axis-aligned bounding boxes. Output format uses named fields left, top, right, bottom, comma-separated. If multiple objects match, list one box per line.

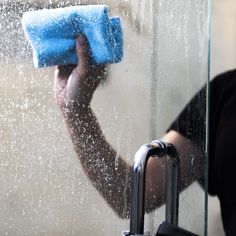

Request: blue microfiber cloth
left=22, top=5, right=123, bottom=68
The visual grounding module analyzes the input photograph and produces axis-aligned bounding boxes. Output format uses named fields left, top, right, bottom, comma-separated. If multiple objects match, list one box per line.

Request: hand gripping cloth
left=22, top=5, right=123, bottom=68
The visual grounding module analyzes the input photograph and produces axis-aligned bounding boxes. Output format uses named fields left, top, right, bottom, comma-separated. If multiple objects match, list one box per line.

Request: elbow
left=113, top=204, right=131, bottom=219
left=108, top=197, right=131, bottom=219
left=113, top=199, right=162, bottom=219
left=117, top=211, right=130, bottom=220
left=144, top=191, right=165, bottom=213
left=144, top=199, right=162, bottom=214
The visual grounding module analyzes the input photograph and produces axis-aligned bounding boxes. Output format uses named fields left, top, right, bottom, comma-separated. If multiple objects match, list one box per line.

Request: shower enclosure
left=0, top=0, right=210, bottom=235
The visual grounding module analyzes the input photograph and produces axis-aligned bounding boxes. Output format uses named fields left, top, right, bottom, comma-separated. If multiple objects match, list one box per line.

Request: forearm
left=61, top=102, right=132, bottom=218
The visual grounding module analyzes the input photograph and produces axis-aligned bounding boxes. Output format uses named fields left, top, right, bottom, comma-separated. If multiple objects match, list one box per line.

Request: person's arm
left=54, top=36, right=204, bottom=218
left=54, top=36, right=132, bottom=218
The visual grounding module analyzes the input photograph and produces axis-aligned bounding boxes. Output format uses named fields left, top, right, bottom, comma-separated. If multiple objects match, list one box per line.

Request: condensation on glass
left=148, top=1, right=209, bottom=235
left=0, top=0, right=209, bottom=235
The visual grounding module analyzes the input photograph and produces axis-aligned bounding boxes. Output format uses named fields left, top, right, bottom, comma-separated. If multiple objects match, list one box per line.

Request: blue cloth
left=22, top=5, right=123, bottom=68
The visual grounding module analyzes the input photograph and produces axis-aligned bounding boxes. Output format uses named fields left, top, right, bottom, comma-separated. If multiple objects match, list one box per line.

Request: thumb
left=76, top=35, right=92, bottom=77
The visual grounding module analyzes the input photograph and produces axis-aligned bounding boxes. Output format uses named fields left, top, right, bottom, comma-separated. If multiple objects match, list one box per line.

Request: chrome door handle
left=123, top=140, right=180, bottom=236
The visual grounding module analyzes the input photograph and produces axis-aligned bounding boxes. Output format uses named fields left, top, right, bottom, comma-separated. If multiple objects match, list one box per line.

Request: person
left=54, top=36, right=236, bottom=235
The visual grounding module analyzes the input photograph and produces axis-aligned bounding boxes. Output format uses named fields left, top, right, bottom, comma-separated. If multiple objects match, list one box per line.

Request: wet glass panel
left=148, top=0, right=209, bottom=235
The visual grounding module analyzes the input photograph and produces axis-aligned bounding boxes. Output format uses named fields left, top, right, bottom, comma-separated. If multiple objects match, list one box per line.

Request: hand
left=54, top=36, right=106, bottom=110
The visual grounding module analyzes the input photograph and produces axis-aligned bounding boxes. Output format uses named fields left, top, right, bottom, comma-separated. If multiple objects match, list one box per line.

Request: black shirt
left=168, top=69, right=236, bottom=236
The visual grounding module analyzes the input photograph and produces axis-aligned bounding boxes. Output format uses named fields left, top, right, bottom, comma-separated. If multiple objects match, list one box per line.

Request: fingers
left=56, top=64, right=77, bottom=80
left=76, top=36, right=91, bottom=77
left=55, top=36, right=91, bottom=82
left=55, top=35, right=106, bottom=83
left=76, top=36, right=91, bottom=62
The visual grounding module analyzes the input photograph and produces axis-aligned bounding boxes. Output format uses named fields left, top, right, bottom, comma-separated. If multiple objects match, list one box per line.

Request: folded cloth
left=22, top=5, right=123, bottom=68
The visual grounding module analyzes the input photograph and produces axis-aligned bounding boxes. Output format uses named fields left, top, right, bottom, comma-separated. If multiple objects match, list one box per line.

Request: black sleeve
left=167, top=70, right=236, bottom=198
left=167, top=85, right=207, bottom=151
left=166, top=84, right=207, bottom=192
left=166, top=70, right=236, bottom=235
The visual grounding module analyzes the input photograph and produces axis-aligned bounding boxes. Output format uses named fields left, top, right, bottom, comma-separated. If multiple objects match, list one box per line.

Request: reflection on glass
left=0, top=1, right=209, bottom=235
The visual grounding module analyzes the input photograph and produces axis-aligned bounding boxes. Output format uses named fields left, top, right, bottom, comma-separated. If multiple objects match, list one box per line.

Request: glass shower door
left=147, top=0, right=210, bottom=235
left=0, top=0, right=209, bottom=235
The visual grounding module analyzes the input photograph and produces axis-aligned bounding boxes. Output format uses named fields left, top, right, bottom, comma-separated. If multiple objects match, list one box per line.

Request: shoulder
left=211, top=69, right=236, bottom=88
left=214, top=68, right=236, bottom=79
left=211, top=69, right=236, bottom=125
left=210, top=69, right=236, bottom=100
